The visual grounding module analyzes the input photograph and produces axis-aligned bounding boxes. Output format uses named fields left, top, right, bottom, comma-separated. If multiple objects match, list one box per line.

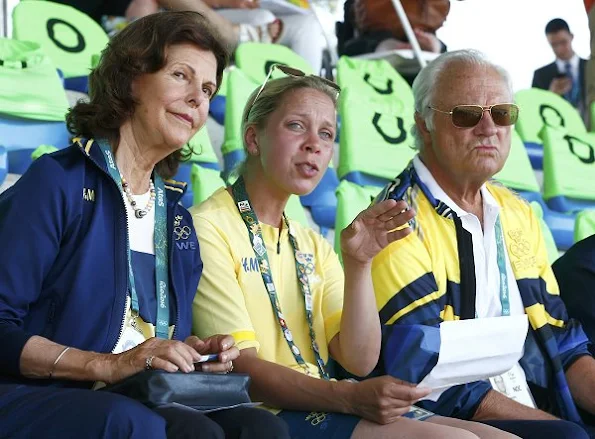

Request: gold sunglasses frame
left=428, top=103, right=520, bottom=128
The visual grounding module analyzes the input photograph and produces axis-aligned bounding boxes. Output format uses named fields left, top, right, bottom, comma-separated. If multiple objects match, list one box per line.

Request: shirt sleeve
left=192, top=214, right=259, bottom=352
left=553, top=237, right=595, bottom=354
left=319, top=239, right=345, bottom=344
left=0, top=156, right=69, bottom=376
left=373, top=231, right=493, bottom=419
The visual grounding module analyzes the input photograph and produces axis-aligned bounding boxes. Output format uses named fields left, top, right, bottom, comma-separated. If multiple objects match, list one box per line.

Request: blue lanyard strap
left=98, top=139, right=171, bottom=339
left=231, top=176, right=329, bottom=380
left=494, top=216, right=510, bottom=317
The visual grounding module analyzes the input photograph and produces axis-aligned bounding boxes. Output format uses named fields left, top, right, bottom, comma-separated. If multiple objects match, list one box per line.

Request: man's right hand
left=549, top=77, right=572, bottom=96
left=341, top=376, right=432, bottom=424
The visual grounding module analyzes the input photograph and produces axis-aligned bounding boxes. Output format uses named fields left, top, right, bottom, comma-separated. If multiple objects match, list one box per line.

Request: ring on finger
left=227, top=361, right=234, bottom=374
left=145, top=356, right=155, bottom=371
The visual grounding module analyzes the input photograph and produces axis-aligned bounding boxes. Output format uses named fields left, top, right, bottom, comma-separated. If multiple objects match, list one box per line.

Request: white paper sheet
left=418, top=315, right=529, bottom=401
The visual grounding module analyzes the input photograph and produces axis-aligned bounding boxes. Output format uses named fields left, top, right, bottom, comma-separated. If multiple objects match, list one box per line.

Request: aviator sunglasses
left=245, top=63, right=341, bottom=121
left=428, top=103, right=520, bottom=128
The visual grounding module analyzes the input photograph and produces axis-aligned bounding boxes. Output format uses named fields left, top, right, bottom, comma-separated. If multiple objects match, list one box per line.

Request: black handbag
left=101, top=370, right=252, bottom=411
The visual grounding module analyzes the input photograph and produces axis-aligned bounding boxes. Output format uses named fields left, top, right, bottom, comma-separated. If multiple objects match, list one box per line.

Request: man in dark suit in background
left=532, top=18, right=587, bottom=119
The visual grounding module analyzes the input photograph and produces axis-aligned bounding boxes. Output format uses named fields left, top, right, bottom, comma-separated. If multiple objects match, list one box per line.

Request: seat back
left=336, top=56, right=413, bottom=107
left=0, top=114, right=70, bottom=174
left=0, top=146, right=6, bottom=187
left=334, top=180, right=380, bottom=258
left=190, top=164, right=226, bottom=207
left=234, top=42, right=314, bottom=84
left=542, top=127, right=595, bottom=212
left=12, top=1, right=109, bottom=79
left=184, top=126, right=220, bottom=170
left=515, top=88, right=586, bottom=146
left=0, top=38, right=69, bottom=121
left=529, top=201, right=559, bottom=264
left=574, top=209, right=595, bottom=243
left=338, top=88, right=415, bottom=186
left=494, top=130, right=540, bottom=193
left=222, top=67, right=259, bottom=178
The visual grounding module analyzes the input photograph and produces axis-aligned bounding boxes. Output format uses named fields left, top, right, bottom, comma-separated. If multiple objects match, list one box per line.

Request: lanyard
left=231, top=176, right=329, bottom=380
left=494, top=216, right=510, bottom=317
left=98, top=139, right=171, bottom=339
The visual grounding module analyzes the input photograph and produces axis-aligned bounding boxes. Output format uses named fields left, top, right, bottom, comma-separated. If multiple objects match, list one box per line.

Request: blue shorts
left=277, top=406, right=434, bottom=439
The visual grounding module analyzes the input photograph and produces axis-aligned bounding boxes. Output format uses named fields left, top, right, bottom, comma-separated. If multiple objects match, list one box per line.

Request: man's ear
left=244, top=125, right=259, bottom=156
left=415, top=112, right=430, bottom=135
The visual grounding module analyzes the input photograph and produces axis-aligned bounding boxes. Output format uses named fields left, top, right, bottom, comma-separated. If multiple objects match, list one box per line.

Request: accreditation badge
left=489, top=363, right=536, bottom=408
left=112, top=297, right=152, bottom=354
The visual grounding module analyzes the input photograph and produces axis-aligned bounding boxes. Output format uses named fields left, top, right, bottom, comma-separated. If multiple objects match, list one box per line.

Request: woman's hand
left=413, top=28, right=442, bottom=53
left=340, top=199, right=415, bottom=265
left=105, top=337, right=203, bottom=384
left=186, top=334, right=240, bottom=373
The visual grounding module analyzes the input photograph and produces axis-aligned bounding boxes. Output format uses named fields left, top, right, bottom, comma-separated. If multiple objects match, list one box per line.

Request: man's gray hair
left=411, top=49, right=514, bottom=150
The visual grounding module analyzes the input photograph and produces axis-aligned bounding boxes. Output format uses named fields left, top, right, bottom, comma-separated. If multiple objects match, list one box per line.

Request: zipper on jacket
left=112, top=197, right=131, bottom=352
left=170, top=206, right=181, bottom=341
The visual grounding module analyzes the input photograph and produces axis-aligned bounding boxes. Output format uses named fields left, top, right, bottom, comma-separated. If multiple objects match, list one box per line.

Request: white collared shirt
left=555, top=54, right=580, bottom=84
left=413, top=156, right=525, bottom=318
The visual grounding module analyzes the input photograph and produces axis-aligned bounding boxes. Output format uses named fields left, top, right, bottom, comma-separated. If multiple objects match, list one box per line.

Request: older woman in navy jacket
left=0, top=11, right=288, bottom=439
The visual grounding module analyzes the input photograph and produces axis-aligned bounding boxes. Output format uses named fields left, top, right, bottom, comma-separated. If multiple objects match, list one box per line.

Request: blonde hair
left=233, top=75, right=339, bottom=177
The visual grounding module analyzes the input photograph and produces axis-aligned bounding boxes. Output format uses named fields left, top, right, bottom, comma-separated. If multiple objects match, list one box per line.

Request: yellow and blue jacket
left=372, top=163, right=591, bottom=422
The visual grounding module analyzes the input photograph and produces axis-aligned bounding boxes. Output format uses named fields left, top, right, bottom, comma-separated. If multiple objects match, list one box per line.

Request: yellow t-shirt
left=191, top=188, right=344, bottom=379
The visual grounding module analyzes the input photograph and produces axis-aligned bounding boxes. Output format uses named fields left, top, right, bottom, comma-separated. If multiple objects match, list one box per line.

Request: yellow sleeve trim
left=324, top=310, right=342, bottom=343
left=231, top=330, right=260, bottom=352
left=386, top=289, right=444, bottom=325
left=526, top=303, right=565, bottom=330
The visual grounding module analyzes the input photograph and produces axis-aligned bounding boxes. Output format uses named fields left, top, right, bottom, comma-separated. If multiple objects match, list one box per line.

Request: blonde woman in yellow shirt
left=191, top=65, right=517, bottom=439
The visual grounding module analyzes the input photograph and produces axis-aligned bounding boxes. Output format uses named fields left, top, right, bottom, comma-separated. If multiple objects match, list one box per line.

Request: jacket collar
left=73, top=137, right=187, bottom=205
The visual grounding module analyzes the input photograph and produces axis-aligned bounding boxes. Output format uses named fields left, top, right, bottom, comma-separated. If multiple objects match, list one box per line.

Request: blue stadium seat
left=209, top=95, right=226, bottom=125
left=0, top=146, right=7, bottom=186
left=0, top=115, right=70, bottom=174
left=300, top=166, right=339, bottom=230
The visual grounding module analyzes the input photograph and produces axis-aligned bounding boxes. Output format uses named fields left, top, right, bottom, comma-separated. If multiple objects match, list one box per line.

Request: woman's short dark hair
left=67, top=11, right=230, bottom=178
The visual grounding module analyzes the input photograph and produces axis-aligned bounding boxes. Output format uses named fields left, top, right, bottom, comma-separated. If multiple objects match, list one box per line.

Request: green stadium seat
left=338, top=88, right=415, bottom=186
left=184, top=126, right=220, bottom=170
left=515, top=88, right=586, bottom=169
left=12, top=1, right=108, bottom=92
left=542, top=127, right=595, bottom=213
left=530, top=201, right=559, bottom=264
left=222, top=67, right=259, bottom=180
left=190, top=163, right=226, bottom=206
left=285, top=193, right=310, bottom=229
left=334, top=180, right=380, bottom=260
left=574, top=209, right=595, bottom=242
left=336, top=56, right=413, bottom=107
left=494, top=130, right=540, bottom=194
left=0, top=38, right=69, bottom=121
left=234, top=42, right=313, bottom=84
left=0, top=39, right=71, bottom=174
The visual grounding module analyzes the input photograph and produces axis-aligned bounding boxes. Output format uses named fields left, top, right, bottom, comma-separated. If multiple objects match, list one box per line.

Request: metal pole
left=1, top=0, right=8, bottom=38
left=389, top=0, right=427, bottom=69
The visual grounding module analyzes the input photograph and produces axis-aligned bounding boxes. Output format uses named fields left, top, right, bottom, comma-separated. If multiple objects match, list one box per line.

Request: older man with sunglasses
left=370, top=49, right=595, bottom=438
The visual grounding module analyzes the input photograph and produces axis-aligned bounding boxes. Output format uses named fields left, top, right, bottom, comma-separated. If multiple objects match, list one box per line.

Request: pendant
left=135, top=210, right=147, bottom=219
